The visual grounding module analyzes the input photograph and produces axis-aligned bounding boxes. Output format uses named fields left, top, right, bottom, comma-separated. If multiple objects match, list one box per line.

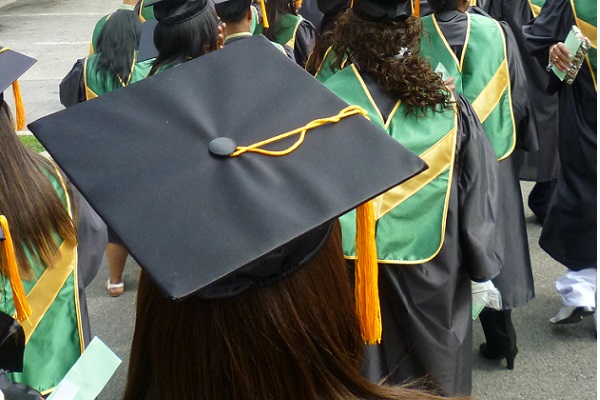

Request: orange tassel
left=12, top=80, right=25, bottom=131
left=350, top=0, right=354, bottom=7
left=259, top=0, right=269, bottom=29
left=414, top=0, right=420, bottom=16
left=354, top=200, right=382, bottom=344
left=0, top=216, right=31, bottom=323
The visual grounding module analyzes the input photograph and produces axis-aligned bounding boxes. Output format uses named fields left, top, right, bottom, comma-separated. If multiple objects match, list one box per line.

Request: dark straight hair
left=0, top=101, right=76, bottom=280
left=96, top=10, right=142, bottom=85
left=150, top=8, right=220, bottom=75
left=263, top=0, right=295, bottom=42
left=426, top=0, right=465, bottom=13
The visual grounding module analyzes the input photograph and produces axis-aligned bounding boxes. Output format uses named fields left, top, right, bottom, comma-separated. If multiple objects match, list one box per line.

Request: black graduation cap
left=29, top=36, right=425, bottom=305
left=213, top=0, right=252, bottom=22
left=144, top=0, right=210, bottom=25
left=318, top=0, right=351, bottom=15
left=0, top=47, right=36, bottom=130
left=352, top=0, right=415, bottom=22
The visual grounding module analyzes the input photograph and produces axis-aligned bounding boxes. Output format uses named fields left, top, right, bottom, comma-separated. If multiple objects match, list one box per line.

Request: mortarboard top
left=143, top=0, right=210, bottom=25
left=352, top=0, right=416, bottom=22
left=0, top=47, right=36, bottom=130
left=213, top=0, right=252, bottom=22
left=29, top=36, right=425, bottom=310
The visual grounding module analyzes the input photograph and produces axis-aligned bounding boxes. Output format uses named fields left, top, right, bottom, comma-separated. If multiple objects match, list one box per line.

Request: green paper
left=47, top=336, right=121, bottom=400
left=435, top=62, right=451, bottom=81
left=552, top=27, right=582, bottom=81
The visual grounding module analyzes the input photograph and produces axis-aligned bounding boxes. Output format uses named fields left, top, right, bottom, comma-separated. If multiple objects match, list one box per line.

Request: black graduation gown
left=523, top=0, right=597, bottom=270
left=433, top=9, right=535, bottom=309
left=474, top=0, right=560, bottom=182
left=359, top=78, right=501, bottom=396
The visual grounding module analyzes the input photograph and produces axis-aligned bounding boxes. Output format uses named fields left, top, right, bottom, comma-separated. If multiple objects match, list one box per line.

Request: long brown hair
left=0, top=101, right=76, bottom=279
left=329, top=11, right=450, bottom=116
left=124, top=221, right=470, bottom=400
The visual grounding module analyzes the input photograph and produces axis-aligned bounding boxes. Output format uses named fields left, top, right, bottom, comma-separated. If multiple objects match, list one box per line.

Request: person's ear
left=247, top=7, right=253, bottom=21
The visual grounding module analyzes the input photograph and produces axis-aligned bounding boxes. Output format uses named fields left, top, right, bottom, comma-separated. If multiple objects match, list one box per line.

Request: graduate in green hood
left=0, top=47, right=106, bottom=396
left=322, top=0, right=501, bottom=395
left=419, top=0, right=538, bottom=372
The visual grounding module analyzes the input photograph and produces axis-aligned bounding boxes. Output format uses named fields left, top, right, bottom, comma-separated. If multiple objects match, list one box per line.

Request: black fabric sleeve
left=500, top=19, right=539, bottom=152
left=455, top=94, right=501, bottom=282
left=522, top=0, right=574, bottom=93
left=59, top=58, right=86, bottom=108
left=293, top=18, right=317, bottom=68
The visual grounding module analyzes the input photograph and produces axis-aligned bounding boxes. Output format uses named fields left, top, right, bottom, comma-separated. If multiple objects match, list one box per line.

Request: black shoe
left=479, top=343, right=518, bottom=370
left=549, top=306, right=595, bottom=325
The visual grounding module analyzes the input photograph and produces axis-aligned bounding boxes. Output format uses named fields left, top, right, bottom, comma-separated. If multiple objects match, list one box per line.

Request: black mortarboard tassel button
left=209, top=137, right=238, bottom=157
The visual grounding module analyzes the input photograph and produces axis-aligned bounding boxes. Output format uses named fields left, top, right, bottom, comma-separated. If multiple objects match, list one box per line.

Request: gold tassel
left=350, top=0, right=354, bottom=7
left=259, top=0, right=269, bottom=29
left=414, top=0, right=420, bottom=16
left=12, top=80, right=25, bottom=131
left=0, top=216, right=32, bottom=323
left=354, top=200, right=382, bottom=344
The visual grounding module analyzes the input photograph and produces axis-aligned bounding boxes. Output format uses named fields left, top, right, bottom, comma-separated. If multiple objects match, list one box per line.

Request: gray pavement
left=0, top=1, right=597, bottom=399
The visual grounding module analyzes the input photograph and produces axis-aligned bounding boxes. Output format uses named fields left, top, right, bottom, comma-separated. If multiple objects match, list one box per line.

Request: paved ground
left=0, top=1, right=596, bottom=399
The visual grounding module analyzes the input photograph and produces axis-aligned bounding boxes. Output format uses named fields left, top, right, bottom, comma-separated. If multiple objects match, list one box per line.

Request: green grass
left=19, top=135, right=46, bottom=153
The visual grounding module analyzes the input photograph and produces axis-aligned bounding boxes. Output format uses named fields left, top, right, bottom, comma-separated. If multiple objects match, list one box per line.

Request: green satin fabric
left=85, top=53, right=152, bottom=98
left=1, top=168, right=83, bottom=394
left=325, top=65, right=457, bottom=263
left=421, top=14, right=516, bottom=160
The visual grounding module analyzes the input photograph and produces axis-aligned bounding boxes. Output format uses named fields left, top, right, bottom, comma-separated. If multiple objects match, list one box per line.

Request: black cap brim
left=0, top=47, right=37, bottom=96
left=29, top=36, right=426, bottom=300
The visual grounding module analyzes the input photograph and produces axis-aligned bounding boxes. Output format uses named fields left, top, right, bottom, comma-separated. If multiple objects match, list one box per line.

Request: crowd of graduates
left=0, top=0, right=596, bottom=398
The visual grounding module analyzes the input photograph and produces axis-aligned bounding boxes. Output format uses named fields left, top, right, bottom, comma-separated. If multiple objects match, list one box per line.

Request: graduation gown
left=523, top=0, right=597, bottom=269
left=258, top=13, right=317, bottom=68
left=422, top=9, right=535, bottom=308
left=470, top=0, right=560, bottom=181
left=2, top=164, right=106, bottom=395
left=325, top=69, right=501, bottom=396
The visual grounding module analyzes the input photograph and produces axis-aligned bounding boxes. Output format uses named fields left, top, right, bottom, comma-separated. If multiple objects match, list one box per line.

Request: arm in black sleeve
left=293, top=18, right=317, bottom=68
left=59, top=58, right=86, bottom=108
left=501, top=19, right=539, bottom=152
left=522, top=0, right=574, bottom=71
left=455, top=94, right=501, bottom=282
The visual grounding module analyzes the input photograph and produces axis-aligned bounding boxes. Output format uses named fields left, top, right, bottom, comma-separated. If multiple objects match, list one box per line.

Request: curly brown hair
left=329, top=11, right=450, bottom=116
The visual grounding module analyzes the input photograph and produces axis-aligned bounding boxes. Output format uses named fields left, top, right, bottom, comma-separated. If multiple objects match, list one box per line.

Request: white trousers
left=555, top=268, right=597, bottom=308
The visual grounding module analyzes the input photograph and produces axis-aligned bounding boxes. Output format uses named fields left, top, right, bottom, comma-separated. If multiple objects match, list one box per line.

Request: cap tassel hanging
left=0, top=216, right=32, bottom=323
left=12, top=80, right=26, bottom=131
left=354, top=200, right=382, bottom=345
left=413, top=0, right=420, bottom=17
left=259, top=0, right=269, bottom=29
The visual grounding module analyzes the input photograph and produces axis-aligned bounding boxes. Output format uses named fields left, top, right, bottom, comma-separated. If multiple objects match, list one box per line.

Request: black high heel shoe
left=479, top=343, right=518, bottom=370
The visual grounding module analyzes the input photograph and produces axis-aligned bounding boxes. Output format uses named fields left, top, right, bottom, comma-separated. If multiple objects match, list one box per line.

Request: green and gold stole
left=3, top=165, right=83, bottom=395
left=325, top=65, right=458, bottom=264
left=420, top=13, right=516, bottom=160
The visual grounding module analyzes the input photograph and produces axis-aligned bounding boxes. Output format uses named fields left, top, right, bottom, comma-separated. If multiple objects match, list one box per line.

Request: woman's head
left=125, top=221, right=364, bottom=399
left=96, top=10, right=142, bottom=85
left=151, top=0, right=220, bottom=73
left=329, top=9, right=450, bottom=116
left=263, top=0, right=297, bottom=41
